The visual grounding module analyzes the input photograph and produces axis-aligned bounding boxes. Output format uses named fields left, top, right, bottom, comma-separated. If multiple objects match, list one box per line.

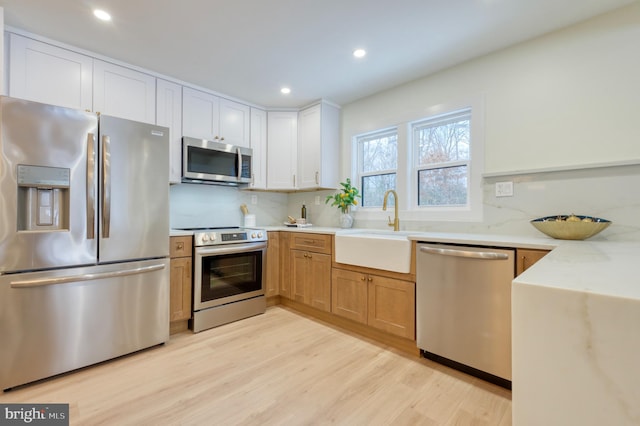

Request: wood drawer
left=170, top=236, right=192, bottom=258
left=289, top=232, right=332, bottom=254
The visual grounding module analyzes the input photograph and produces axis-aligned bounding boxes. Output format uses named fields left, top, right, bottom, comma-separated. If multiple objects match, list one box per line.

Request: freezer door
left=98, top=116, right=169, bottom=262
left=0, top=97, right=98, bottom=273
left=0, top=258, right=169, bottom=390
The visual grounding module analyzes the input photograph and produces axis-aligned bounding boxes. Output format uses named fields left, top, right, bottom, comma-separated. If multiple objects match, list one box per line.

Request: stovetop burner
left=175, top=226, right=267, bottom=247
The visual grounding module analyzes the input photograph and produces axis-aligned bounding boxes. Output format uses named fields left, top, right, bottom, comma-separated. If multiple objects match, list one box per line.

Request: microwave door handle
left=86, top=133, right=96, bottom=239
left=237, top=147, right=242, bottom=180
left=102, top=135, right=111, bottom=238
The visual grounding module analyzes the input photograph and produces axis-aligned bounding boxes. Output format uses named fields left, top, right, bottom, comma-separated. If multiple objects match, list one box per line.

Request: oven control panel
left=194, top=228, right=266, bottom=246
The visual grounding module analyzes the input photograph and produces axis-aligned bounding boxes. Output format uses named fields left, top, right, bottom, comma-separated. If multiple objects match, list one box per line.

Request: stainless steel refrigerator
left=0, top=96, right=170, bottom=390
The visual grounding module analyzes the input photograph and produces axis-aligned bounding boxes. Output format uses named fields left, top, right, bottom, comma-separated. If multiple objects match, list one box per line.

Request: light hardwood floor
left=0, top=307, right=512, bottom=425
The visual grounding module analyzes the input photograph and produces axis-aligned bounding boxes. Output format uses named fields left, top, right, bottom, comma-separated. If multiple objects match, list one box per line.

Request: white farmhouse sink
left=334, top=229, right=412, bottom=273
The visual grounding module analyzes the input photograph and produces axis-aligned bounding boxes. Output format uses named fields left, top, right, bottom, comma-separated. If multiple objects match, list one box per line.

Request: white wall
left=341, top=3, right=640, bottom=175
left=316, top=2, right=640, bottom=240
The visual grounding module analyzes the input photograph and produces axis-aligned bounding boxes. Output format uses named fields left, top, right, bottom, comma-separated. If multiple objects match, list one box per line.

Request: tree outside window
left=414, top=110, right=471, bottom=207
left=357, top=129, right=397, bottom=207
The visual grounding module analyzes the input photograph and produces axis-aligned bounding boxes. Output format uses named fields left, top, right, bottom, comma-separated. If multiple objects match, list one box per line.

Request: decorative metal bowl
left=530, top=215, right=611, bottom=240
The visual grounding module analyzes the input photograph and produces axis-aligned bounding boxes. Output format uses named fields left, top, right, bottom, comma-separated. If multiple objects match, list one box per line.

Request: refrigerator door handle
left=102, top=135, right=111, bottom=238
left=237, top=147, right=242, bottom=181
left=10, top=263, right=166, bottom=288
left=86, top=133, right=96, bottom=239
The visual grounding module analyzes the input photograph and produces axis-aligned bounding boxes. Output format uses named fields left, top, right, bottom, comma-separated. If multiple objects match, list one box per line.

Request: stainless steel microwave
left=182, top=136, right=252, bottom=185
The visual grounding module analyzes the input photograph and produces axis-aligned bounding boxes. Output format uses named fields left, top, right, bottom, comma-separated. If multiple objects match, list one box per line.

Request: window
left=356, top=128, right=397, bottom=207
left=413, top=109, right=471, bottom=207
left=349, top=97, right=483, bottom=222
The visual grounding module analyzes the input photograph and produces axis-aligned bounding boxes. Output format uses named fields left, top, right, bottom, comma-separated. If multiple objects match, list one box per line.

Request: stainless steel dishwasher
left=416, top=242, right=515, bottom=388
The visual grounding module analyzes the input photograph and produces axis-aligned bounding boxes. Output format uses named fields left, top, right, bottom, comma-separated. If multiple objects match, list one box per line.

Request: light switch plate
left=495, top=181, right=514, bottom=197
left=251, top=195, right=258, bottom=205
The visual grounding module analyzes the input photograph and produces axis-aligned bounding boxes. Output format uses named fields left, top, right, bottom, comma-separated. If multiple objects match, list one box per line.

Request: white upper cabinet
left=219, top=98, right=250, bottom=148
left=297, top=102, right=340, bottom=190
left=156, top=79, right=183, bottom=184
left=250, top=108, right=267, bottom=189
left=182, top=87, right=219, bottom=140
left=182, top=87, right=250, bottom=147
left=267, top=111, right=298, bottom=190
left=93, top=59, right=156, bottom=124
left=8, top=34, right=93, bottom=111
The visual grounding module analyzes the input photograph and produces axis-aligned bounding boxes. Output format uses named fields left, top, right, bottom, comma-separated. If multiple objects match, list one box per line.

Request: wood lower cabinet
left=331, top=268, right=368, bottom=324
left=279, top=233, right=291, bottom=298
left=265, top=231, right=280, bottom=298
left=516, top=248, right=549, bottom=276
left=332, top=267, right=415, bottom=340
left=169, top=236, right=193, bottom=333
left=367, top=275, right=415, bottom=340
left=286, top=232, right=332, bottom=312
left=291, top=250, right=332, bottom=312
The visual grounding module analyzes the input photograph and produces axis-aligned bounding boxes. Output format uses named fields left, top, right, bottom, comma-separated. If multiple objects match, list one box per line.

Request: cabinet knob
left=177, top=242, right=184, bottom=250
left=220, top=137, right=225, bottom=141
left=367, top=277, right=373, bottom=282
left=360, top=276, right=365, bottom=281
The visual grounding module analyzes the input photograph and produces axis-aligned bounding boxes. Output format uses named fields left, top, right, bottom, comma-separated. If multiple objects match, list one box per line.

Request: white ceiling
left=1, top=0, right=636, bottom=108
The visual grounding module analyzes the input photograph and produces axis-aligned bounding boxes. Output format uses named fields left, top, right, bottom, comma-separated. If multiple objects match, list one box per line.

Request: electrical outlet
left=495, top=181, right=514, bottom=197
left=251, top=195, right=258, bottom=205
left=314, top=195, right=320, bottom=205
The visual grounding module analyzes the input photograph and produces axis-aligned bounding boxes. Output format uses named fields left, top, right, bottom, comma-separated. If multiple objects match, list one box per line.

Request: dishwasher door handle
left=419, top=246, right=509, bottom=260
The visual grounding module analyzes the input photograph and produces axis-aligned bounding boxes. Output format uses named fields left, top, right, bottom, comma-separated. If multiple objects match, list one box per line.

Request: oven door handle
left=196, top=242, right=267, bottom=256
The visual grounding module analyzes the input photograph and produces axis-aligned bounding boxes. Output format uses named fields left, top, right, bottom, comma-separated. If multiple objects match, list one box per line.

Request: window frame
left=412, top=108, right=472, bottom=208
left=354, top=127, right=399, bottom=209
left=406, top=100, right=484, bottom=222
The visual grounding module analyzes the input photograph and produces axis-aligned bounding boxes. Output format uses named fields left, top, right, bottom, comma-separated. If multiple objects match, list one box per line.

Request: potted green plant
left=325, top=178, right=361, bottom=228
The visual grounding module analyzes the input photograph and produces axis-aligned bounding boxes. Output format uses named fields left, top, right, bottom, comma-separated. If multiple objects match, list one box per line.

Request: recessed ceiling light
left=93, top=9, right=112, bottom=21
left=280, top=87, right=291, bottom=95
left=353, top=48, right=367, bottom=58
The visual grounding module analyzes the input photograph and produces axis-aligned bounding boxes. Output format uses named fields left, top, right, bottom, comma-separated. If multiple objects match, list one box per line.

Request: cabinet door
left=516, top=249, right=549, bottom=276
left=290, top=249, right=308, bottom=303
left=266, top=231, right=280, bottom=297
left=93, top=60, right=156, bottom=124
left=368, top=276, right=415, bottom=339
left=156, top=79, right=183, bottom=183
left=308, top=253, right=331, bottom=312
left=250, top=107, right=267, bottom=189
left=331, top=268, right=367, bottom=324
left=279, top=232, right=291, bottom=298
left=9, top=34, right=93, bottom=111
left=219, top=98, right=250, bottom=147
left=267, top=111, right=297, bottom=190
left=182, top=87, right=220, bottom=140
left=170, top=257, right=192, bottom=322
left=297, top=102, right=340, bottom=189
left=297, top=104, right=322, bottom=189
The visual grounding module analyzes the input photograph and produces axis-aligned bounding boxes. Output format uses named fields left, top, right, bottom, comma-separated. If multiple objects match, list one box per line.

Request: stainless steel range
left=175, top=227, right=267, bottom=333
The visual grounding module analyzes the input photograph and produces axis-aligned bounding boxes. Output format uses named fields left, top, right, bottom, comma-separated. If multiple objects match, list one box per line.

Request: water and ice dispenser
left=17, top=164, right=70, bottom=231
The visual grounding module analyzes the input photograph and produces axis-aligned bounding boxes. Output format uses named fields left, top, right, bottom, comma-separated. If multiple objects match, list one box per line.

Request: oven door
left=194, top=242, right=266, bottom=311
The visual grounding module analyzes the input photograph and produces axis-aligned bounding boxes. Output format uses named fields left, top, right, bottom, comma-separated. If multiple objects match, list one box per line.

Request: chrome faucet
left=382, top=189, right=400, bottom=231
